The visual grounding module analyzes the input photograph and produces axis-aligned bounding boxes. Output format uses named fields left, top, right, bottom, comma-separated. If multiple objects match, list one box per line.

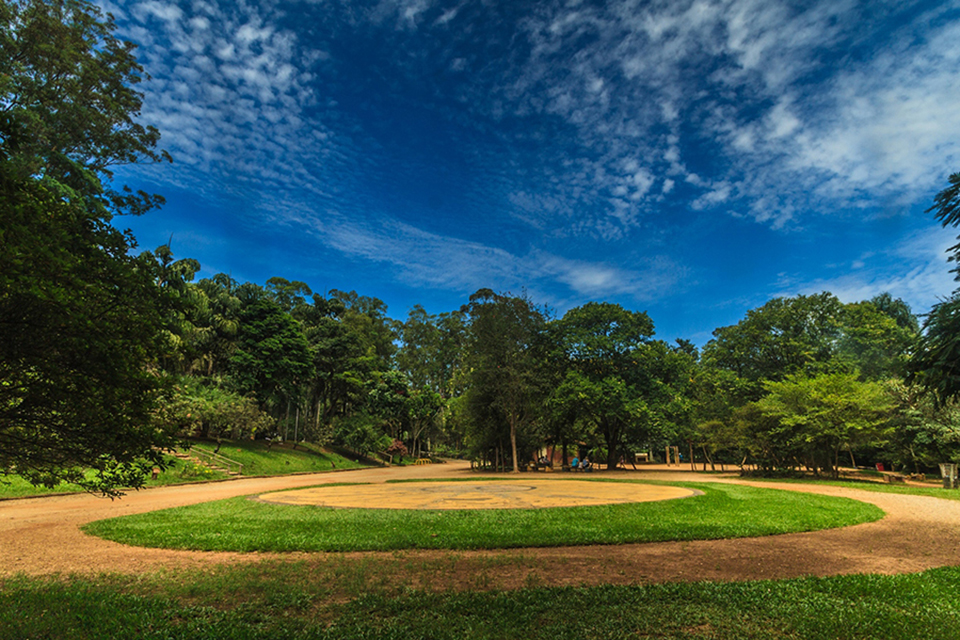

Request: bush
left=334, top=413, right=390, bottom=457
left=157, top=377, right=274, bottom=443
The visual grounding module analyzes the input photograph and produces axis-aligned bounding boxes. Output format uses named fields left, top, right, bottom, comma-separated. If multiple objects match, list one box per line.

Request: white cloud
left=113, top=0, right=345, bottom=204
left=108, top=0, right=960, bottom=310
left=784, top=226, right=958, bottom=314
left=440, top=0, right=960, bottom=232
left=788, top=19, right=960, bottom=199
left=306, top=214, right=683, bottom=302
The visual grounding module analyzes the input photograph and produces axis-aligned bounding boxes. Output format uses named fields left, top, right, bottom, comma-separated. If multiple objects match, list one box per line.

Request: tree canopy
left=0, top=0, right=173, bottom=494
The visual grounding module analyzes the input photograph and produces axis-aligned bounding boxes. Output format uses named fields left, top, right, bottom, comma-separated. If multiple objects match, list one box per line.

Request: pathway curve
left=2, top=462, right=959, bottom=588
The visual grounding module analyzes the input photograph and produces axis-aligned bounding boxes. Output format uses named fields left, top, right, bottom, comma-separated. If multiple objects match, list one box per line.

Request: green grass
left=0, top=457, right=231, bottom=499
left=189, top=440, right=364, bottom=476
left=0, top=442, right=362, bottom=500
left=745, top=475, right=960, bottom=500
left=0, top=474, right=89, bottom=499
left=83, top=481, right=883, bottom=552
left=2, top=564, right=959, bottom=639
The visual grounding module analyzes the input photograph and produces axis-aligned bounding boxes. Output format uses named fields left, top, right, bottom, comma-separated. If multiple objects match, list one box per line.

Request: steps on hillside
left=171, top=449, right=243, bottom=476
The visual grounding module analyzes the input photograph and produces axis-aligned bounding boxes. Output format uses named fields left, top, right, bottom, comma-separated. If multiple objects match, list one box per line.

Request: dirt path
left=3, top=462, right=959, bottom=588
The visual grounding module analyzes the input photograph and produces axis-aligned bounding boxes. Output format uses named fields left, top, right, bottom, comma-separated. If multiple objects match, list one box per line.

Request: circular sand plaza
left=257, top=479, right=698, bottom=510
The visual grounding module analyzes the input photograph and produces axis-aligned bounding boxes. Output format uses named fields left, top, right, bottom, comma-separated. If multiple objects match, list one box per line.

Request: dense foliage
left=0, top=0, right=173, bottom=494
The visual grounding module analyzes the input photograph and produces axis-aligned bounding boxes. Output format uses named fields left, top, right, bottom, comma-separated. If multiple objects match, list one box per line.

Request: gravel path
left=2, top=462, right=959, bottom=587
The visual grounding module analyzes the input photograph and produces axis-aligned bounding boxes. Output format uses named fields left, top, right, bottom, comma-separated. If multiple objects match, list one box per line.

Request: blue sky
left=104, top=0, right=960, bottom=343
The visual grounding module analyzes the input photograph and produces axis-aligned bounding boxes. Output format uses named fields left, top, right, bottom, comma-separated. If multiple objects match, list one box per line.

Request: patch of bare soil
left=2, top=462, right=959, bottom=590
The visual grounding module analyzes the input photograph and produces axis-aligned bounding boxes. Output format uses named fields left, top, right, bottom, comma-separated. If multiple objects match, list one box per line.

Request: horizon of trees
left=146, top=249, right=960, bottom=480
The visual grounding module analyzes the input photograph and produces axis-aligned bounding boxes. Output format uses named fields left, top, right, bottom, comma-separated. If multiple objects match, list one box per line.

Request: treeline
left=152, top=248, right=960, bottom=478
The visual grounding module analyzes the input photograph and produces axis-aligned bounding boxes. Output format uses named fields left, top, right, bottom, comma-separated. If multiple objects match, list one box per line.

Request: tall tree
left=462, top=289, right=548, bottom=472
left=229, top=288, right=313, bottom=414
left=397, top=305, right=465, bottom=396
left=0, top=0, right=172, bottom=494
left=910, top=294, right=960, bottom=406
left=836, top=300, right=916, bottom=380
left=300, top=293, right=367, bottom=435
left=551, top=302, right=664, bottom=469
left=702, top=293, right=844, bottom=389
left=911, top=171, right=960, bottom=404
left=928, top=171, right=960, bottom=279
left=704, top=292, right=912, bottom=392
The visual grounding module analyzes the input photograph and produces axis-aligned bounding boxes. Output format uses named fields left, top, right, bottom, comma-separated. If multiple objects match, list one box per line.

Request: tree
left=928, top=171, right=960, bottom=280
left=884, top=381, right=960, bottom=473
left=397, top=305, right=465, bottom=396
left=754, top=372, right=893, bottom=478
left=836, top=300, right=915, bottom=380
left=704, top=292, right=914, bottom=391
left=405, top=388, right=445, bottom=458
left=157, top=377, right=274, bottom=451
left=702, top=293, right=844, bottom=390
left=911, top=171, right=960, bottom=404
left=229, top=290, right=313, bottom=414
left=910, top=294, right=960, bottom=406
left=265, top=277, right=312, bottom=314
left=300, top=293, right=367, bottom=437
left=869, top=293, right=919, bottom=333
left=462, top=289, right=548, bottom=472
left=0, top=0, right=172, bottom=495
left=328, top=289, right=399, bottom=370
left=550, top=302, right=667, bottom=469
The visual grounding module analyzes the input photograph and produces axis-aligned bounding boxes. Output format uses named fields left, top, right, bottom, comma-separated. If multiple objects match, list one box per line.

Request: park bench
left=884, top=473, right=905, bottom=484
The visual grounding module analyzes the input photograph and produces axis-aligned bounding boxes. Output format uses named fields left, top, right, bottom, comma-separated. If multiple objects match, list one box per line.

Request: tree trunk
left=606, top=442, right=618, bottom=471
left=510, top=417, right=519, bottom=473
left=702, top=445, right=715, bottom=471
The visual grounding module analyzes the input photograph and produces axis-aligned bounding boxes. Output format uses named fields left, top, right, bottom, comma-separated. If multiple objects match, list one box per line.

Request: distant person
left=582, top=456, right=592, bottom=471
left=571, top=456, right=579, bottom=471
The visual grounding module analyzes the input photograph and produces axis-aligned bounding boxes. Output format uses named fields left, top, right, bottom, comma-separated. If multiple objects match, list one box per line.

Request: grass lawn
left=0, top=456, right=231, bottom=499
left=745, top=476, right=960, bottom=500
left=0, top=442, right=362, bottom=500
left=188, top=440, right=364, bottom=476
left=1, top=563, right=958, bottom=639
left=83, top=481, right=883, bottom=552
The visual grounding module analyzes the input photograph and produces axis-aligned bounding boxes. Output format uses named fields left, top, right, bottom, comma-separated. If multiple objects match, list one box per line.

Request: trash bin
left=939, top=463, right=957, bottom=489
left=875, top=463, right=885, bottom=472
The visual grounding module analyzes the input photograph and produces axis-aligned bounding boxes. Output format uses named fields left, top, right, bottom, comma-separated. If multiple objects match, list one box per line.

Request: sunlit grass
left=0, top=442, right=362, bottom=500
left=744, top=476, right=960, bottom=500
left=189, top=440, right=364, bottom=476
left=84, top=481, right=883, bottom=552
left=0, top=457, right=231, bottom=499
